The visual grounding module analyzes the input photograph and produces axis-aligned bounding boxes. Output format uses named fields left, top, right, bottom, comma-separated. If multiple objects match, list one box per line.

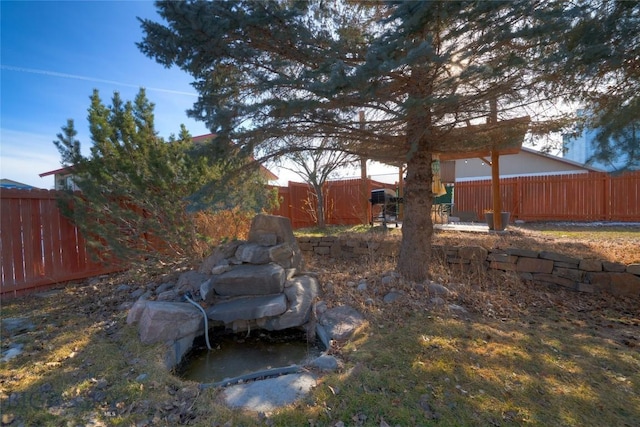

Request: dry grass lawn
left=1, top=222, right=638, bottom=426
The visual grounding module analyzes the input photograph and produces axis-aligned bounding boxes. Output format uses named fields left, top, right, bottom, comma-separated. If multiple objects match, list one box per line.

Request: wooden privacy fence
left=270, top=178, right=391, bottom=229
left=1, top=189, right=118, bottom=298
left=1, top=180, right=391, bottom=297
left=4, top=172, right=636, bottom=297
left=454, top=171, right=640, bottom=222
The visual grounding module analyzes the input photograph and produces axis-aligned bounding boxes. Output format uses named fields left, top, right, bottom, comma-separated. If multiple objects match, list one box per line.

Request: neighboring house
left=39, top=166, right=80, bottom=191
left=449, top=146, right=603, bottom=183
left=562, top=110, right=638, bottom=172
left=0, top=179, right=39, bottom=190
left=365, top=146, right=595, bottom=207
left=40, top=133, right=278, bottom=190
left=419, top=147, right=603, bottom=210
left=191, top=133, right=279, bottom=181
left=563, top=125, right=638, bottom=172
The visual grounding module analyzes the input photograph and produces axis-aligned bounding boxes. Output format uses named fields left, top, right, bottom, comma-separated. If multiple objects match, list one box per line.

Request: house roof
left=0, top=179, right=38, bottom=189
left=517, top=146, right=605, bottom=172
left=257, top=164, right=279, bottom=181
left=189, top=133, right=279, bottom=181
left=452, top=145, right=606, bottom=182
left=39, top=134, right=279, bottom=181
left=39, top=166, right=73, bottom=178
left=192, top=133, right=217, bottom=144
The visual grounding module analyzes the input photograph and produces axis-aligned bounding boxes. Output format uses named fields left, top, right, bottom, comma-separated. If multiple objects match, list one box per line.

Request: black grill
left=370, top=188, right=398, bottom=204
left=370, top=188, right=402, bottom=226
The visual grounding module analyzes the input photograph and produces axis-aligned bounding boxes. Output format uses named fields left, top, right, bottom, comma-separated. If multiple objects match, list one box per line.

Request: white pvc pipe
left=184, top=294, right=212, bottom=350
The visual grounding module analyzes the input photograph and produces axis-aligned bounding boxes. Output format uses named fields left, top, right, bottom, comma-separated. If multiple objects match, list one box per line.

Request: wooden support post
left=398, top=165, right=404, bottom=222
left=361, top=157, right=368, bottom=224
left=489, top=97, right=502, bottom=230
left=359, top=111, right=369, bottom=225
left=491, top=150, right=502, bottom=230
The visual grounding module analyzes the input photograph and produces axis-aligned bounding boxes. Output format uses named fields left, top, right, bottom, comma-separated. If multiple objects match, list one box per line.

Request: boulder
left=199, top=240, right=243, bottom=274
left=383, top=291, right=402, bottom=303
left=309, top=355, right=342, bottom=372
left=580, top=259, right=603, bottom=272
left=126, top=300, right=148, bottom=324
left=164, top=333, right=199, bottom=369
left=264, top=275, right=319, bottom=330
left=212, top=263, right=286, bottom=297
left=155, top=282, right=174, bottom=295
left=458, top=246, right=488, bottom=262
left=505, top=248, right=539, bottom=258
left=610, top=273, right=640, bottom=296
left=318, top=305, right=365, bottom=342
left=247, top=214, right=303, bottom=269
left=428, top=282, right=451, bottom=296
left=235, top=243, right=271, bottom=264
left=211, top=262, right=233, bottom=275
left=230, top=241, right=296, bottom=268
left=602, top=261, right=626, bottom=273
left=539, top=251, right=581, bottom=265
left=136, top=301, right=204, bottom=344
left=626, top=264, right=640, bottom=275
left=516, top=257, right=554, bottom=274
left=222, top=372, right=317, bottom=412
left=176, top=270, right=210, bottom=294
left=200, top=278, right=215, bottom=302
left=269, top=243, right=296, bottom=267
left=206, top=294, right=288, bottom=324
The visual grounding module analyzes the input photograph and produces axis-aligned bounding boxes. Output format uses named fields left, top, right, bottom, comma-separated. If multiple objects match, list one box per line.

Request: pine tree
left=561, top=1, right=640, bottom=170
left=53, top=119, right=81, bottom=188
left=139, top=0, right=630, bottom=280
left=54, top=88, right=271, bottom=267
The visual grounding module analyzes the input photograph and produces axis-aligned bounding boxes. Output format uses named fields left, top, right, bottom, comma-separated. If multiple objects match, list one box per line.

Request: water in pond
left=177, top=329, right=322, bottom=384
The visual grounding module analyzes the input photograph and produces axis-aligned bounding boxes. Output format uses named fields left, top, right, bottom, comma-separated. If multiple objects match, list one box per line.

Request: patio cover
left=359, top=116, right=531, bottom=166
left=360, top=116, right=531, bottom=230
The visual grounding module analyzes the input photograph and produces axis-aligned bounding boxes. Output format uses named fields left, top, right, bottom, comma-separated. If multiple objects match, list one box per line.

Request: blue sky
left=0, top=2, right=570, bottom=190
left=1, top=0, right=210, bottom=188
left=0, top=1, right=410, bottom=188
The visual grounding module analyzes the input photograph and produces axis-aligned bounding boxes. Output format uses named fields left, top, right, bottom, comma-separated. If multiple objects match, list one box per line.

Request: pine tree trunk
left=397, top=145, right=433, bottom=282
left=397, top=60, right=436, bottom=282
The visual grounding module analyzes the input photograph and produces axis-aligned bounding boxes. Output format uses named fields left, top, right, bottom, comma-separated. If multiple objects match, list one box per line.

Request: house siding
left=454, top=148, right=595, bottom=181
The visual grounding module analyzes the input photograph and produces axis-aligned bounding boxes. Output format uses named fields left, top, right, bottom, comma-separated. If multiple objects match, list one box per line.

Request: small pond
left=177, top=329, right=322, bottom=384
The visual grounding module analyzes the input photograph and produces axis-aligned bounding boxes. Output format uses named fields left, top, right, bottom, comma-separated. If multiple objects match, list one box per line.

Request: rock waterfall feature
left=126, top=214, right=319, bottom=369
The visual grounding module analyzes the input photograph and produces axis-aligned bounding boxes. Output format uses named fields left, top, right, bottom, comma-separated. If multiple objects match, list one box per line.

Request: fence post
left=603, top=173, right=611, bottom=221
left=514, top=176, right=521, bottom=220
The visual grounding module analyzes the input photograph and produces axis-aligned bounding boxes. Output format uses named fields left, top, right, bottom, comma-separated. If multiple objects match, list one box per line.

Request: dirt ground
left=310, top=222, right=640, bottom=349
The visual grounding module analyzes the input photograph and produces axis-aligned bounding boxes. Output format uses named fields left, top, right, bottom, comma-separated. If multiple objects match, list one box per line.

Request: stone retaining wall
left=297, top=236, right=640, bottom=297
left=297, top=236, right=399, bottom=259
